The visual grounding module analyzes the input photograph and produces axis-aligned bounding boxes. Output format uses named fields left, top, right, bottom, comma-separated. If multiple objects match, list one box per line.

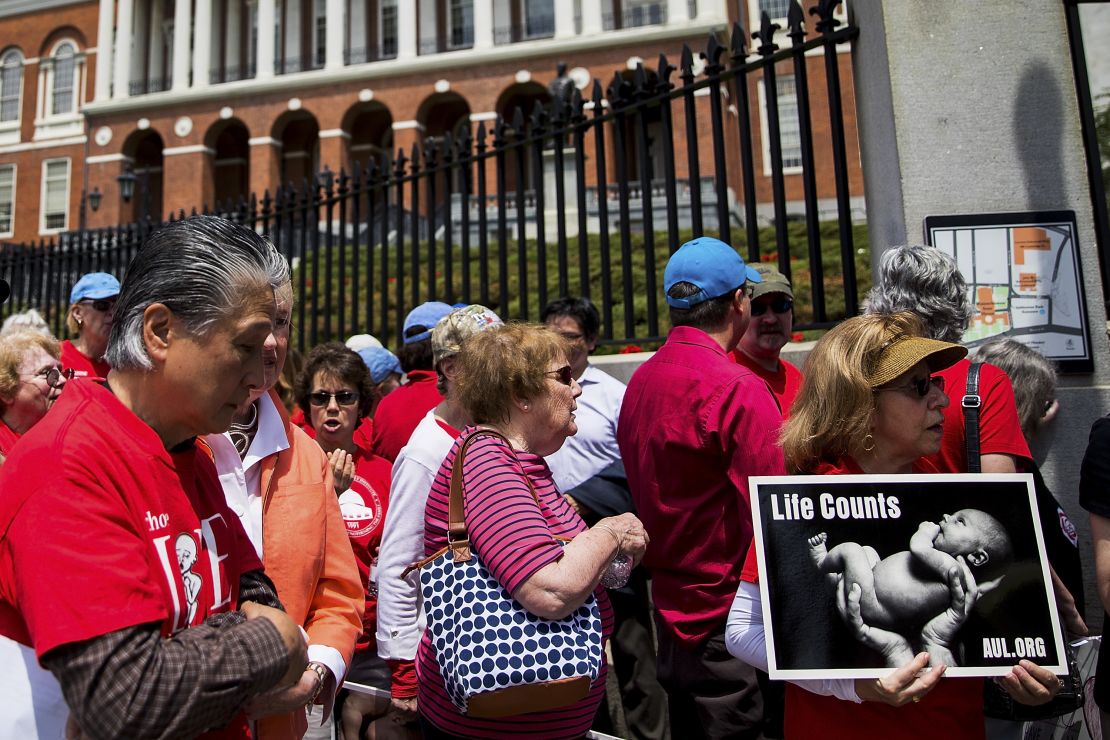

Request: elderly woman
left=292, top=342, right=400, bottom=739
left=0, top=216, right=308, bottom=739
left=724, top=312, right=1061, bottom=740
left=0, top=331, right=66, bottom=463
left=204, top=270, right=364, bottom=740
left=415, top=323, right=649, bottom=739
left=60, top=271, right=119, bottom=379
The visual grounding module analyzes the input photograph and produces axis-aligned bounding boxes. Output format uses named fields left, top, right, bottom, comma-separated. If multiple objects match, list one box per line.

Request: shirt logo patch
left=340, top=476, right=384, bottom=538
left=1058, top=507, right=1078, bottom=548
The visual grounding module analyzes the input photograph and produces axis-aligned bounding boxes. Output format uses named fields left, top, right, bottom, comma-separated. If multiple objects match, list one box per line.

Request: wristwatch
left=306, top=662, right=330, bottom=704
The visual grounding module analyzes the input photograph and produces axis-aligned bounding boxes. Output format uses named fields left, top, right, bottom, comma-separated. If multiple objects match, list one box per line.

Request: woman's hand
left=997, top=659, right=1063, bottom=706
left=594, top=513, right=649, bottom=566
left=327, top=449, right=354, bottom=494
left=920, top=556, right=979, bottom=657
left=854, top=652, right=947, bottom=706
left=839, top=582, right=915, bottom=667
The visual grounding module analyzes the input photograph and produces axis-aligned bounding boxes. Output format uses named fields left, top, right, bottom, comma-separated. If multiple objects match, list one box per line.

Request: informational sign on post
left=924, top=210, right=1094, bottom=373
left=748, top=474, right=1066, bottom=680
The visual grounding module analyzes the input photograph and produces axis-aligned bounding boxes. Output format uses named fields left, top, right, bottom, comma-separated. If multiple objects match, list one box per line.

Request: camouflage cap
left=431, top=304, right=503, bottom=365
left=750, top=263, right=794, bottom=300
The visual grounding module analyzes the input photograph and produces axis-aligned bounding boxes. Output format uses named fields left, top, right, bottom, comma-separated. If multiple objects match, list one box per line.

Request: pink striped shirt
left=417, top=428, right=614, bottom=739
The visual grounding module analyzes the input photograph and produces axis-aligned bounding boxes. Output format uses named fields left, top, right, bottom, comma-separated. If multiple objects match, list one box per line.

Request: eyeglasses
left=750, top=297, right=793, bottom=316
left=80, top=299, right=116, bottom=313
left=876, top=375, right=945, bottom=398
left=309, top=390, right=359, bottom=407
left=22, top=365, right=69, bottom=389
left=546, top=365, right=574, bottom=386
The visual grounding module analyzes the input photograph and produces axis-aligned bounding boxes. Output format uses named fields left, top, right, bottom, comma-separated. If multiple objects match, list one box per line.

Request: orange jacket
left=256, top=390, right=364, bottom=740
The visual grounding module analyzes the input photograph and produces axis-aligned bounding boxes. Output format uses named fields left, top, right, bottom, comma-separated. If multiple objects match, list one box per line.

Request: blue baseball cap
left=70, top=272, right=121, bottom=304
left=358, top=346, right=403, bottom=384
left=663, top=237, right=761, bottom=309
left=402, top=301, right=453, bottom=344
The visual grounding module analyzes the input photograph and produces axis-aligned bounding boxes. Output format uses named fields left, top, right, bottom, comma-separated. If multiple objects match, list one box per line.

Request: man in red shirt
left=618, top=237, right=787, bottom=739
left=731, top=264, right=804, bottom=415
left=0, top=217, right=308, bottom=739
left=370, top=301, right=453, bottom=461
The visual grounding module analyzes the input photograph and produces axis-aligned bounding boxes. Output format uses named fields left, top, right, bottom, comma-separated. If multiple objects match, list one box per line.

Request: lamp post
left=77, top=186, right=102, bottom=241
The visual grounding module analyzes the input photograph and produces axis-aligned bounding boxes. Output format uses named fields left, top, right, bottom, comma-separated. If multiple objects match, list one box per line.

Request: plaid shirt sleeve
left=42, top=615, right=289, bottom=739
left=238, top=568, right=285, bottom=610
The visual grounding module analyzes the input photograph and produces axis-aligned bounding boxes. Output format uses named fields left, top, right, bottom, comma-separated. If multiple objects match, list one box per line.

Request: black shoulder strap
left=964, top=363, right=983, bottom=473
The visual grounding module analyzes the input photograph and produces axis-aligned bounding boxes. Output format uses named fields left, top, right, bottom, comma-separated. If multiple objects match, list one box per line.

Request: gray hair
left=106, top=216, right=281, bottom=371
left=864, top=245, right=974, bottom=343
left=1, top=309, right=52, bottom=338
left=975, top=338, right=1057, bottom=439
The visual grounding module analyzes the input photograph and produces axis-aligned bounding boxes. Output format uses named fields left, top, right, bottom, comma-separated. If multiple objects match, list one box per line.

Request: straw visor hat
left=868, top=334, right=968, bottom=388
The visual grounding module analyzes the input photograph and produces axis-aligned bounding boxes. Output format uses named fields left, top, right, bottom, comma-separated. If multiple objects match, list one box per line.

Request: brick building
left=0, top=0, right=863, bottom=245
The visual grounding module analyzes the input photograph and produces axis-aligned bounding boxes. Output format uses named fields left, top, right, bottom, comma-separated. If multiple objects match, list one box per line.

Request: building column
left=326, top=0, right=345, bottom=68
left=397, top=0, right=416, bottom=59
left=581, top=0, right=602, bottom=35
left=693, top=0, right=725, bottom=22
left=249, top=137, right=282, bottom=196
left=192, top=0, right=212, bottom=88
left=553, top=0, right=574, bottom=38
left=95, top=0, right=114, bottom=100
left=112, top=0, right=134, bottom=99
left=256, top=0, right=275, bottom=79
left=318, top=129, right=350, bottom=173
left=171, top=0, right=191, bottom=90
left=667, top=0, right=690, bottom=24
left=473, top=0, right=493, bottom=49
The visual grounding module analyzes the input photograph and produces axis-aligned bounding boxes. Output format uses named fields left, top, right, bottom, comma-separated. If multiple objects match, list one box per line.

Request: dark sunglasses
left=546, top=365, right=574, bottom=386
left=24, top=366, right=70, bottom=389
left=309, top=390, right=359, bottom=407
left=80, top=299, right=116, bottom=312
left=877, top=375, right=945, bottom=398
left=750, top=297, right=793, bottom=316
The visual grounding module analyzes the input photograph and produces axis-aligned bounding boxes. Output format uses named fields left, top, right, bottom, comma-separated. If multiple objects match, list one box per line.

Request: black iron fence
left=1, top=1, right=863, bottom=354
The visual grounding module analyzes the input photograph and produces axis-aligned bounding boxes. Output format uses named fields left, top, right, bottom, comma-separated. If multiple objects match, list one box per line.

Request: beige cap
left=750, top=263, right=793, bottom=300
left=868, top=334, right=967, bottom=387
left=431, top=305, right=502, bottom=365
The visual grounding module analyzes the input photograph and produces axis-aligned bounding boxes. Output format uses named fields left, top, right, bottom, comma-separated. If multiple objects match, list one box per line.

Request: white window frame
left=380, top=0, right=398, bottom=57
left=0, top=48, right=24, bottom=135
left=40, top=157, right=70, bottom=235
left=447, top=0, right=475, bottom=50
left=746, top=0, right=847, bottom=41
left=46, top=40, right=78, bottom=117
left=757, top=74, right=803, bottom=176
left=0, top=163, right=16, bottom=238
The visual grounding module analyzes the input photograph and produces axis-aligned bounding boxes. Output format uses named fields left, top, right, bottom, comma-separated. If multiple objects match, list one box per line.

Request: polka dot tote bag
left=404, top=430, right=604, bottom=719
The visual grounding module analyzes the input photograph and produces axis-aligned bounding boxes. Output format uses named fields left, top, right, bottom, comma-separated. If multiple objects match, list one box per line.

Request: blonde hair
left=782, top=312, right=929, bottom=472
left=455, top=323, right=569, bottom=425
left=65, top=303, right=81, bottom=337
left=0, top=331, right=61, bottom=400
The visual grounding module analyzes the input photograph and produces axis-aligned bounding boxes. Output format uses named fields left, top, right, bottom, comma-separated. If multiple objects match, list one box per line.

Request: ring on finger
left=911, top=696, right=920, bottom=703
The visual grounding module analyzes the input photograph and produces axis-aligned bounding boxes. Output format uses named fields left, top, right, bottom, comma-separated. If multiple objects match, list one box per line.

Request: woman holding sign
left=725, top=311, right=1061, bottom=740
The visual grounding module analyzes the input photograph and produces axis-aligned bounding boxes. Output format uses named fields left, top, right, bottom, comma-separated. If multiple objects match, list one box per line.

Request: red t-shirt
left=370, top=370, right=443, bottom=462
left=741, top=455, right=984, bottom=740
left=290, top=406, right=315, bottom=439
left=339, top=446, right=392, bottom=653
left=927, top=359, right=1030, bottom=474
left=417, top=430, right=614, bottom=738
left=0, top=381, right=262, bottom=738
left=0, top=419, right=19, bottom=458
left=59, top=339, right=110, bottom=380
left=731, top=349, right=805, bottom=416
left=618, top=326, right=786, bottom=648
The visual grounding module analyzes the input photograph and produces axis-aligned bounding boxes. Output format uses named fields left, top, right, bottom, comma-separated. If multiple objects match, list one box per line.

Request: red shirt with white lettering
left=59, top=339, right=110, bottom=380
left=340, top=446, right=392, bottom=652
left=740, top=455, right=984, bottom=740
left=0, top=380, right=262, bottom=736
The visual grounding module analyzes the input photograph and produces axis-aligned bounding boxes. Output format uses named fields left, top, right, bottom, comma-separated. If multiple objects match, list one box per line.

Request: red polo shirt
left=618, top=326, right=786, bottom=648
left=370, top=370, right=443, bottom=462
left=60, top=340, right=110, bottom=380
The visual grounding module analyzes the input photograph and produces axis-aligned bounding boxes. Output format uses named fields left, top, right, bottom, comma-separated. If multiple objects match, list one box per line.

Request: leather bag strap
left=964, top=363, right=983, bottom=473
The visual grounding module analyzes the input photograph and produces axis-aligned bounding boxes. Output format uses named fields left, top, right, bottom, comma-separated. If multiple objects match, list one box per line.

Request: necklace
left=228, top=401, right=258, bottom=459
